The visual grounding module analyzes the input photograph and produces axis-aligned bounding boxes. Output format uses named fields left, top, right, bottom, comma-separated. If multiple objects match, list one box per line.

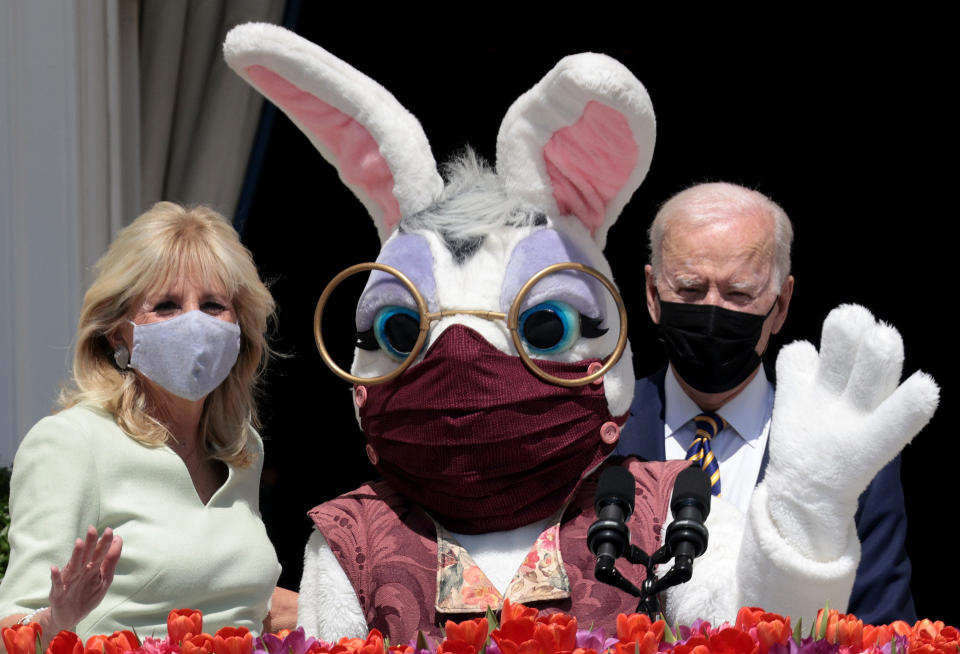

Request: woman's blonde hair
left=60, top=202, right=275, bottom=466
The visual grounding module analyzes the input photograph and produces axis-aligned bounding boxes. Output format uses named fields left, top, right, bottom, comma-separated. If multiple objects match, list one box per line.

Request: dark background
left=240, top=11, right=955, bottom=625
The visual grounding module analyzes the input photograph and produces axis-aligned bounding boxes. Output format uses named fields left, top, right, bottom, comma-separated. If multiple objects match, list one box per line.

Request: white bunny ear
left=496, top=53, right=656, bottom=249
left=224, top=23, right=443, bottom=243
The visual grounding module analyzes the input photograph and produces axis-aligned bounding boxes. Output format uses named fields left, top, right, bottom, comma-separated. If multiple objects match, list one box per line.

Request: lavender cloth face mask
left=129, top=310, right=241, bottom=401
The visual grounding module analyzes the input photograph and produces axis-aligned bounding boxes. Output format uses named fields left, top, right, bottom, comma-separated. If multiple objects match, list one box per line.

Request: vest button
left=354, top=384, right=367, bottom=408
left=600, top=421, right=620, bottom=444
left=587, top=361, right=604, bottom=385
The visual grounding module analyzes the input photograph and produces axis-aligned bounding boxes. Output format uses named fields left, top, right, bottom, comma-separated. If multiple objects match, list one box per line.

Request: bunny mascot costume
left=223, top=24, right=939, bottom=643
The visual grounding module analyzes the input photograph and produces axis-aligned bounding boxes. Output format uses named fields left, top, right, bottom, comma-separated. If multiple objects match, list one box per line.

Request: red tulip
left=907, top=619, right=960, bottom=654
left=709, top=628, right=760, bottom=654
left=492, top=600, right=539, bottom=654
left=46, top=631, right=83, bottom=654
left=182, top=633, right=216, bottom=654
left=673, top=636, right=710, bottom=654
left=436, top=640, right=476, bottom=654
left=307, top=640, right=333, bottom=654
left=213, top=627, right=253, bottom=654
left=104, top=631, right=139, bottom=654
left=355, top=631, right=385, bottom=654
left=84, top=634, right=119, bottom=654
left=492, top=640, right=540, bottom=654
left=330, top=629, right=384, bottom=654
left=613, top=613, right=665, bottom=654
left=815, top=609, right=863, bottom=648
left=616, top=613, right=665, bottom=644
left=3, top=623, right=42, bottom=654
left=330, top=636, right=366, bottom=654
left=863, top=624, right=895, bottom=648
left=734, top=607, right=791, bottom=654
left=168, top=609, right=204, bottom=645
left=735, top=608, right=766, bottom=630
left=501, top=600, right=539, bottom=627
left=755, top=619, right=791, bottom=654
left=444, top=618, right=489, bottom=652
left=533, top=613, right=578, bottom=654
left=735, top=608, right=789, bottom=632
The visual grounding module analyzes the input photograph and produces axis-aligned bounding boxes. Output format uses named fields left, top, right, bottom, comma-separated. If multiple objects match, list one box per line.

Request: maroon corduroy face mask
left=358, top=324, right=626, bottom=534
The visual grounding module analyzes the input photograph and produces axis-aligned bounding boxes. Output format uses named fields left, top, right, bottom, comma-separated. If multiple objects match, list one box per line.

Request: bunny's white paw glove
left=739, top=304, right=938, bottom=618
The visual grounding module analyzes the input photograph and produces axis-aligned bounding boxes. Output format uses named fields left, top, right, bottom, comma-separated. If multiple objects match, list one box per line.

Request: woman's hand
left=47, top=526, right=123, bottom=633
left=263, top=587, right=299, bottom=633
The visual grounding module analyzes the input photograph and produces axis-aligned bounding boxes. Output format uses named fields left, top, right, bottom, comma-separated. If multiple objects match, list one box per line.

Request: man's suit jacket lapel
left=616, top=366, right=668, bottom=461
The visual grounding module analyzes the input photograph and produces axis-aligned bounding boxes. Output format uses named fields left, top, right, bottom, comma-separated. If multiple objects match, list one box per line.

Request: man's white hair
left=648, top=182, right=794, bottom=290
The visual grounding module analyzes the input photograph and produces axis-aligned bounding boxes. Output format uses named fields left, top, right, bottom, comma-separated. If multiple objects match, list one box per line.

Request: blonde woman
left=0, top=203, right=294, bottom=643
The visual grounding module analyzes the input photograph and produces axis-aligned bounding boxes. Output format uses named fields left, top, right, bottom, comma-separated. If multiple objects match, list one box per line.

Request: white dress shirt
left=663, top=365, right=774, bottom=513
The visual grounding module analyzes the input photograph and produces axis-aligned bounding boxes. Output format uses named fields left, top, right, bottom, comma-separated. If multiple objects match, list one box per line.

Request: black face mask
left=656, top=299, right=777, bottom=394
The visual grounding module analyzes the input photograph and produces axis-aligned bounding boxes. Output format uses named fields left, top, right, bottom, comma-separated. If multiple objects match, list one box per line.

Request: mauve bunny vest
left=309, top=458, right=689, bottom=643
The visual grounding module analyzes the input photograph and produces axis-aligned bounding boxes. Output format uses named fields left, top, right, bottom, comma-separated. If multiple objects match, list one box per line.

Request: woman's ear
left=106, top=324, right=132, bottom=370
left=107, top=321, right=132, bottom=350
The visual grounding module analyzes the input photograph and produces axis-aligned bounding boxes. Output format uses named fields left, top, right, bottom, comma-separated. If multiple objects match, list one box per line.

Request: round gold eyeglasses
left=313, top=261, right=628, bottom=388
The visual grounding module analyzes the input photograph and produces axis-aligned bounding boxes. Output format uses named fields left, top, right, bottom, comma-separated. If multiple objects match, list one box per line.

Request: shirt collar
left=433, top=513, right=570, bottom=613
left=664, top=364, right=772, bottom=448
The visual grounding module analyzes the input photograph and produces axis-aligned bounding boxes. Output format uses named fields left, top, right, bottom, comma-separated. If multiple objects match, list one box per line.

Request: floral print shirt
left=435, top=516, right=571, bottom=613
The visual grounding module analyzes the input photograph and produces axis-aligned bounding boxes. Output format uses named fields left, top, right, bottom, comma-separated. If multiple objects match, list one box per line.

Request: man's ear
left=771, top=275, right=795, bottom=334
left=645, top=264, right=660, bottom=324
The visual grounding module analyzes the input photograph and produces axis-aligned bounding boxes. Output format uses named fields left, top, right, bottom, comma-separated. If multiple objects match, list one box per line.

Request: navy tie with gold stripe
left=686, top=412, right=726, bottom=496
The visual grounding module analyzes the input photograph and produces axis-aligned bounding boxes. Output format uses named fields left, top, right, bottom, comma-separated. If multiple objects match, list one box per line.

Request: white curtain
left=0, top=0, right=140, bottom=462
left=0, top=0, right=286, bottom=463
left=139, top=0, right=285, bottom=219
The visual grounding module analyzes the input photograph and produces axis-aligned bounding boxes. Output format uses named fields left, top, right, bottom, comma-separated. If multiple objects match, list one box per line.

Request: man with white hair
left=617, top=182, right=915, bottom=624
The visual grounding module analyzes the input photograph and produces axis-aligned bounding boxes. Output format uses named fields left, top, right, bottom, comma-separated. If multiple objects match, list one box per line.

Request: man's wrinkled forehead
left=658, top=210, right=777, bottom=291
left=665, top=208, right=776, bottom=256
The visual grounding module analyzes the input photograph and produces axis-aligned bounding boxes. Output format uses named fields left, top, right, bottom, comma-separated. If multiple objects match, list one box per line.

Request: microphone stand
left=591, top=517, right=706, bottom=620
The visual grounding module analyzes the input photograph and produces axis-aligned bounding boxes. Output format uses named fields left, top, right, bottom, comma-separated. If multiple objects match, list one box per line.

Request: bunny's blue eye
left=519, top=301, right=580, bottom=354
left=372, top=306, right=420, bottom=361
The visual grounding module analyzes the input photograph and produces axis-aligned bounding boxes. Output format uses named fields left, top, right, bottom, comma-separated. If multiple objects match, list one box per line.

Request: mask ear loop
left=508, top=262, right=629, bottom=388
left=755, top=294, right=782, bottom=359
left=106, top=320, right=137, bottom=370
left=313, top=262, right=430, bottom=386
left=763, top=295, right=780, bottom=318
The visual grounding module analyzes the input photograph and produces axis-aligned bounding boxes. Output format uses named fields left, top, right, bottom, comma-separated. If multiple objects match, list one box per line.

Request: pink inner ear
left=246, top=65, right=401, bottom=230
left=544, top=101, right=638, bottom=234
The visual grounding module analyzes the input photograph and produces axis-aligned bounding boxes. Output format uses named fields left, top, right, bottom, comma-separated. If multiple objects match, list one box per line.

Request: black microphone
left=587, top=466, right=636, bottom=570
left=665, top=465, right=711, bottom=574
